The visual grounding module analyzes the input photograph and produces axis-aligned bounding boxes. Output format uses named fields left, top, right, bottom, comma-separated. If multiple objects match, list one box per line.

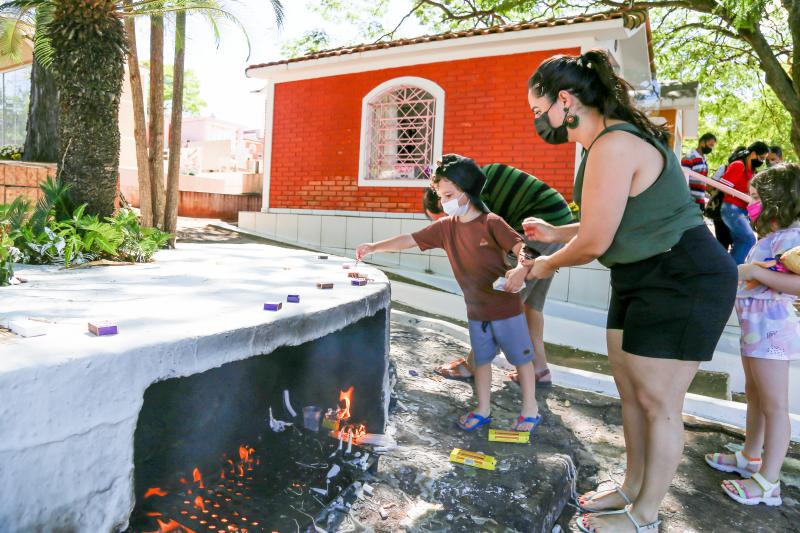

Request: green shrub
left=0, top=178, right=172, bottom=285
left=0, top=145, right=23, bottom=161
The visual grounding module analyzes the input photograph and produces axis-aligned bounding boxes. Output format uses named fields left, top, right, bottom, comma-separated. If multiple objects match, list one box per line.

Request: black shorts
left=607, top=225, right=738, bottom=361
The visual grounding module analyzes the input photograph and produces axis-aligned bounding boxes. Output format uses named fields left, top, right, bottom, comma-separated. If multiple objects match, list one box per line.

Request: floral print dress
left=736, top=225, right=800, bottom=360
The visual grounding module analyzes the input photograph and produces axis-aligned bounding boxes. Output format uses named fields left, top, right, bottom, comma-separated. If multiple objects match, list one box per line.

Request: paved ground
left=181, top=221, right=800, bottom=532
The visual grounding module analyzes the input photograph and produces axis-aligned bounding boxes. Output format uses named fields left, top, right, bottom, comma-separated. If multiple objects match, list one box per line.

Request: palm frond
left=0, top=15, right=30, bottom=61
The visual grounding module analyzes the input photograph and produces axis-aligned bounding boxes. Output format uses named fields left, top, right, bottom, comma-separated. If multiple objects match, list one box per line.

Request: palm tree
left=0, top=0, right=275, bottom=219
left=161, top=0, right=283, bottom=238
left=0, top=12, right=58, bottom=162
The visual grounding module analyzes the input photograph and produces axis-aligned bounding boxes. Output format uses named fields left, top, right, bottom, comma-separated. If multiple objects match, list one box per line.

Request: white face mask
left=442, top=193, right=469, bottom=217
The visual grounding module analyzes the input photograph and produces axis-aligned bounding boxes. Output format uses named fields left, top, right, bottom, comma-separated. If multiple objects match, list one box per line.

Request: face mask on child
left=442, top=193, right=469, bottom=217
left=747, top=201, right=763, bottom=221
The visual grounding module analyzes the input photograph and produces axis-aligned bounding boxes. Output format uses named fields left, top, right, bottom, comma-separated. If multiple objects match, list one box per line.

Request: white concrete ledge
left=0, top=243, right=390, bottom=533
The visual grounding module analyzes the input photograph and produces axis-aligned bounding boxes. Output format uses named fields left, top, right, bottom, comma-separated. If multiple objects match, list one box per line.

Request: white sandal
left=577, top=483, right=631, bottom=512
left=722, top=472, right=782, bottom=506
left=576, top=506, right=660, bottom=533
left=705, top=450, right=761, bottom=478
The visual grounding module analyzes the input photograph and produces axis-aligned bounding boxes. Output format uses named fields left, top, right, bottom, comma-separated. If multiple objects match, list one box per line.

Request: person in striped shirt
left=681, top=132, right=717, bottom=210
left=423, top=163, right=574, bottom=385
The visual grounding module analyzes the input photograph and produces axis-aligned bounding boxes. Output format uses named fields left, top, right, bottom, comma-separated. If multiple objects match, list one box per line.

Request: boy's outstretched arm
left=356, top=234, right=417, bottom=261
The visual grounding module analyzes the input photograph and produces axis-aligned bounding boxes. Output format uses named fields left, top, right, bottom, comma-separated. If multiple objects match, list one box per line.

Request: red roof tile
left=247, top=9, right=649, bottom=72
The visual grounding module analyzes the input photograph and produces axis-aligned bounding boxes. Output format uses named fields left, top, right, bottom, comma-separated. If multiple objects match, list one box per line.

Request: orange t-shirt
left=412, top=213, right=523, bottom=321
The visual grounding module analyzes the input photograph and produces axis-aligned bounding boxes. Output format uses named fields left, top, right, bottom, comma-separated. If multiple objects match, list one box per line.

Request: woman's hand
left=355, top=243, right=375, bottom=261
left=526, top=256, right=558, bottom=280
left=504, top=266, right=528, bottom=293
left=522, top=217, right=556, bottom=243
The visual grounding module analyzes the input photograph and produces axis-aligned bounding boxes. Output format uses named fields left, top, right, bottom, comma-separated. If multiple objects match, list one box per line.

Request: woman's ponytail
left=529, top=49, right=670, bottom=144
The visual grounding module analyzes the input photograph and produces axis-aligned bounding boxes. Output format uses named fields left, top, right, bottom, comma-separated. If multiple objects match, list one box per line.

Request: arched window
left=358, top=77, right=444, bottom=187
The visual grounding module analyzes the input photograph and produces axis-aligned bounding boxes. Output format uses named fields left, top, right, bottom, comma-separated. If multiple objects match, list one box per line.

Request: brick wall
left=270, top=47, right=580, bottom=213
left=0, top=162, right=56, bottom=205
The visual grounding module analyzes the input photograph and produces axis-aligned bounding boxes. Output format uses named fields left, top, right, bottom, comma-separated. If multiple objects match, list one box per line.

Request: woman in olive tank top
left=520, top=50, right=737, bottom=533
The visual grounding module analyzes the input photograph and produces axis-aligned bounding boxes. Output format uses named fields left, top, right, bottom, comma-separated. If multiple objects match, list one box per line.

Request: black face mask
left=534, top=102, right=570, bottom=145
left=751, top=158, right=764, bottom=170
left=700, top=146, right=713, bottom=155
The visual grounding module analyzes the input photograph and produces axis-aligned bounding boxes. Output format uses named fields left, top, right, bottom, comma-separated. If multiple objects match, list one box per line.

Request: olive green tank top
left=573, top=123, right=703, bottom=268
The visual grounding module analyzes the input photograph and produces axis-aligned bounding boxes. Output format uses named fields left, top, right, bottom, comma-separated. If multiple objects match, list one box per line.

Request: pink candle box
left=287, top=295, right=300, bottom=303
left=351, top=278, right=368, bottom=286
left=316, top=281, right=334, bottom=289
left=263, top=302, right=282, bottom=311
left=347, top=272, right=364, bottom=279
left=88, top=321, right=118, bottom=336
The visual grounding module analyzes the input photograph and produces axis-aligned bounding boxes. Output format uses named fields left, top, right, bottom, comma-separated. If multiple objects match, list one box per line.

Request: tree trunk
left=163, top=11, right=185, bottom=244
left=50, top=2, right=126, bottom=218
left=22, top=56, right=59, bottom=163
left=123, top=4, right=153, bottom=226
left=148, top=15, right=166, bottom=228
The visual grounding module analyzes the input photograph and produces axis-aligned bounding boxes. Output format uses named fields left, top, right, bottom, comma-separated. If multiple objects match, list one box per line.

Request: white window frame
left=358, top=76, right=445, bottom=188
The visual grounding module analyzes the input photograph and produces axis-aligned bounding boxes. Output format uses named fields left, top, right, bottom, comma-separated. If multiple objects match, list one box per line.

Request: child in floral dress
left=705, top=163, right=800, bottom=506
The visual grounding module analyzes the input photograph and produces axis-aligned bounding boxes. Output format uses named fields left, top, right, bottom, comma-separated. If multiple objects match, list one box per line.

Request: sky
left=134, top=1, right=426, bottom=130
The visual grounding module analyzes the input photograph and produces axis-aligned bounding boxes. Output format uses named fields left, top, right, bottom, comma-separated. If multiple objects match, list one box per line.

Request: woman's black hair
left=422, top=187, right=442, bottom=215
left=747, top=141, right=769, bottom=156
left=727, top=146, right=747, bottom=164
left=727, top=142, right=768, bottom=166
left=528, top=49, right=670, bottom=144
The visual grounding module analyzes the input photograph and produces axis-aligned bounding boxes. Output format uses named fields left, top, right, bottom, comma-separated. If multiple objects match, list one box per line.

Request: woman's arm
left=522, top=217, right=580, bottom=243
left=356, top=234, right=417, bottom=260
left=527, top=135, right=634, bottom=278
left=741, top=264, right=800, bottom=296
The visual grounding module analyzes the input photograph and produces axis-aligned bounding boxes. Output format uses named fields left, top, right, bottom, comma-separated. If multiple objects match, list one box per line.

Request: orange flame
left=144, top=518, right=196, bottom=533
left=144, top=487, right=168, bottom=499
left=192, top=467, right=204, bottom=489
left=194, top=496, right=206, bottom=513
left=239, top=446, right=249, bottom=462
left=337, top=386, right=354, bottom=421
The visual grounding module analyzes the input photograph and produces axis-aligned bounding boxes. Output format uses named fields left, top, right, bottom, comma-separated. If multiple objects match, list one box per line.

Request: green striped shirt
left=480, top=164, right=574, bottom=232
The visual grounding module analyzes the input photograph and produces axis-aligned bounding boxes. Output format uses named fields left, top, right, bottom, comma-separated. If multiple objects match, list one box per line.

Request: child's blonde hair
left=750, top=163, right=800, bottom=235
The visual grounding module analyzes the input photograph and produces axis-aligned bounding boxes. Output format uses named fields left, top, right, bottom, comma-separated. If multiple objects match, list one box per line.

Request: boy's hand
left=504, top=266, right=527, bottom=293
left=522, top=217, right=556, bottom=243
left=526, top=256, right=557, bottom=280
left=356, top=243, right=375, bottom=261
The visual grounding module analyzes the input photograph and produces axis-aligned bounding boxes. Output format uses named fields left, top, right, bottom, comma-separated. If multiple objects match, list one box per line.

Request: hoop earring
left=564, top=108, right=580, bottom=129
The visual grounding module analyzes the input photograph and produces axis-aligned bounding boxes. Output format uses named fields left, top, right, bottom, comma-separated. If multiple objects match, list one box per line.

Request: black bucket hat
left=434, top=154, right=490, bottom=213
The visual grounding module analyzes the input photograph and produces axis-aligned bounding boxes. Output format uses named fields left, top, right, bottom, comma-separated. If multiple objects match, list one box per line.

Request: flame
left=220, top=469, right=225, bottom=479
left=337, top=386, right=354, bottom=421
left=192, top=467, right=204, bottom=489
left=144, top=518, right=196, bottom=533
left=194, top=495, right=206, bottom=513
left=145, top=512, right=162, bottom=517
left=144, top=487, right=168, bottom=499
left=239, top=446, right=249, bottom=462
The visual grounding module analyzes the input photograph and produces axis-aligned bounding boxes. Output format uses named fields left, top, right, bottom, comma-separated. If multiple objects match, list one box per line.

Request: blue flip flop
left=457, top=412, right=492, bottom=431
left=512, top=415, right=542, bottom=435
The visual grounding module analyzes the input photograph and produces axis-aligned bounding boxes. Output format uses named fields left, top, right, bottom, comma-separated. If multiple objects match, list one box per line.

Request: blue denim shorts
left=468, top=313, right=535, bottom=367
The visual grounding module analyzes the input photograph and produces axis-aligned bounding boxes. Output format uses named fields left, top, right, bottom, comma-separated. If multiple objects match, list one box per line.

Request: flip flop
left=511, top=415, right=542, bottom=435
left=457, top=412, right=492, bottom=431
left=434, top=357, right=474, bottom=382
left=507, top=368, right=553, bottom=388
